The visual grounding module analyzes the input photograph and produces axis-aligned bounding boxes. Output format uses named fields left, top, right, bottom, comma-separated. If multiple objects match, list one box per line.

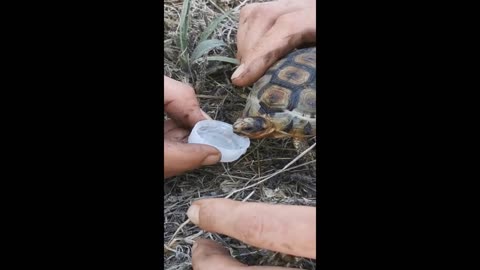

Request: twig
left=233, top=0, right=251, bottom=11
left=242, top=190, right=256, bottom=202
left=167, top=218, right=191, bottom=247
left=196, top=94, right=227, bottom=99
left=225, top=143, right=316, bottom=199
left=164, top=244, right=177, bottom=253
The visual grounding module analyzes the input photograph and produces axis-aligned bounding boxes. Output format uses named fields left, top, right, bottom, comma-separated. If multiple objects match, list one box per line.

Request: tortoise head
left=233, top=116, right=275, bottom=139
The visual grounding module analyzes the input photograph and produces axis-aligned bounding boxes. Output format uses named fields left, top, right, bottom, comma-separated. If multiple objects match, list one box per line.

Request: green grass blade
left=179, top=0, right=192, bottom=66
left=206, top=56, right=239, bottom=65
left=190, top=39, right=227, bottom=62
left=199, top=10, right=233, bottom=43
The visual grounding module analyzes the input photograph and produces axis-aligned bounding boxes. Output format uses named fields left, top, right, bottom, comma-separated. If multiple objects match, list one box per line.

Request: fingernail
left=187, top=204, right=200, bottom=225
left=200, top=109, right=212, bottom=120
left=192, top=241, right=198, bottom=252
left=231, top=64, right=245, bottom=81
left=201, top=153, right=221, bottom=165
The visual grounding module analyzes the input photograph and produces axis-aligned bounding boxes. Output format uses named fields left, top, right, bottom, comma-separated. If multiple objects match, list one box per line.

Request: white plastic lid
left=188, top=120, right=250, bottom=162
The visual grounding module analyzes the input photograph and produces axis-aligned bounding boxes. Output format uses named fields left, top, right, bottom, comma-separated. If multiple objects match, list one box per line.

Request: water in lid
left=196, top=125, right=239, bottom=149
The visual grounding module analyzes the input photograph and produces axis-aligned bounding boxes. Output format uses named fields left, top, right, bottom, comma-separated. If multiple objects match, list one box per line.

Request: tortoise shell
left=242, top=47, right=316, bottom=138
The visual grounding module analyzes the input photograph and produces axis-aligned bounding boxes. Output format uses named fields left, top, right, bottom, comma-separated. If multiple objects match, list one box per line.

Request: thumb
left=164, top=141, right=221, bottom=179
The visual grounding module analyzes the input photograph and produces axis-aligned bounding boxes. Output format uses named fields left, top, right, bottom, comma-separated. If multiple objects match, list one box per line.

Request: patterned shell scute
left=258, top=85, right=292, bottom=112
left=269, top=50, right=316, bottom=91
left=256, top=47, right=316, bottom=112
left=247, top=47, right=316, bottom=136
left=295, top=87, right=316, bottom=115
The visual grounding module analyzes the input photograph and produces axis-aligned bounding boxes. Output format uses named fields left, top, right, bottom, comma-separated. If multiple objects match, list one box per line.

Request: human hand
left=231, top=0, right=316, bottom=87
left=164, top=76, right=221, bottom=178
left=187, top=198, right=316, bottom=269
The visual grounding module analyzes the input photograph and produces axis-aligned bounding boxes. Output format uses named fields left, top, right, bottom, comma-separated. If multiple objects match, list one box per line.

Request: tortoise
left=232, top=47, right=316, bottom=153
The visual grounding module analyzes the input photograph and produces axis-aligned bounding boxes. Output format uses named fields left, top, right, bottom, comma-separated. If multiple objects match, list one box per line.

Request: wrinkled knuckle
left=263, top=11, right=279, bottom=23
left=243, top=4, right=270, bottom=21
left=248, top=9, right=263, bottom=21
left=275, top=13, right=296, bottom=28
left=275, top=15, right=305, bottom=39
left=235, top=214, right=266, bottom=244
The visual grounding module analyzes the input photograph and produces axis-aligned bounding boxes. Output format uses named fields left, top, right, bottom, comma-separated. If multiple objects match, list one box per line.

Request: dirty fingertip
left=201, top=152, right=221, bottom=165
left=231, top=64, right=246, bottom=81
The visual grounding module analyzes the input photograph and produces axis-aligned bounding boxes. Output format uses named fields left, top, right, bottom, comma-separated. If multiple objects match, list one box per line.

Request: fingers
left=164, top=120, right=190, bottom=142
left=236, top=2, right=297, bottom=62
left=192, top=238, right=296, bottom=270
left=163, top=77, right=218, bottom=178
left=164, top=76, right=211, bottom=128
left=187, top=199, right=316, bottom=259
left=233, top=1, right=316, bottom=87
left=192, top=239, right=245, bottom=270
left=164, top=141, right=221, bottom=179
left=236, top=3, right=258, bottom=61
left=232, top=9, right=316, bottom=87
left=165, top=128, right=189, bottom=143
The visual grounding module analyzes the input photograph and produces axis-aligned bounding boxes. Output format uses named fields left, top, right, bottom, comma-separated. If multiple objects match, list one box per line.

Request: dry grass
left=164, top=0, right=316, bottom=269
